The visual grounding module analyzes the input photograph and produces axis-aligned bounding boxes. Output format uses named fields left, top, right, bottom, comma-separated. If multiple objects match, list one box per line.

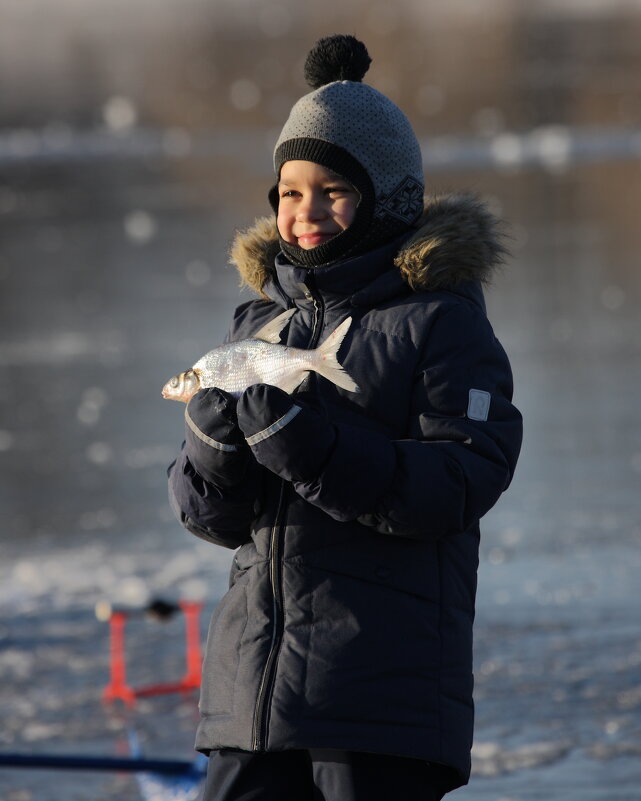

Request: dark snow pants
left=202, top=748, right=456, bottom=801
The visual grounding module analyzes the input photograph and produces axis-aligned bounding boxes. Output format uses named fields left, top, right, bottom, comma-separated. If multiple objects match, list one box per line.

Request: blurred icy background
left=1, top=0, right=640, bottom=798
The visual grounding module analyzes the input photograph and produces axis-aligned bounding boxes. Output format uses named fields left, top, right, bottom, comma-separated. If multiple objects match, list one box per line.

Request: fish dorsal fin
left=252, top=308, right=295, bottom=343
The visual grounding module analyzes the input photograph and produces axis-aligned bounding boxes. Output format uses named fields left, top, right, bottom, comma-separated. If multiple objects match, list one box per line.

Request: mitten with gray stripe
left=184, top=388, right=253, bottom=487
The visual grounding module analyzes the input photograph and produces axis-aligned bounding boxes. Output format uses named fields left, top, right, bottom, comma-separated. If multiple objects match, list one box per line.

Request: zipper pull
left=297, top=282, right=313, bottom=301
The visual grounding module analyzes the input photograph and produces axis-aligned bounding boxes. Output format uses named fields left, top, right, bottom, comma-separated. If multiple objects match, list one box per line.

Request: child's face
left=276, top=161, right=359, bottom=250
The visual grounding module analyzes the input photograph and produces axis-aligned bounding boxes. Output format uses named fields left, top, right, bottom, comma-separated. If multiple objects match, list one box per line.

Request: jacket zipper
left=251, top=479, right=286, bottom=751
left=307, top=278, right=325, bottom=349
left=251, top=282, right=324, bottom=751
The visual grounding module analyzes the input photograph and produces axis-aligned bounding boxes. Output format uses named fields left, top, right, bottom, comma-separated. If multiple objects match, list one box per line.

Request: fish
left=161, top=309, right=359, bottom=402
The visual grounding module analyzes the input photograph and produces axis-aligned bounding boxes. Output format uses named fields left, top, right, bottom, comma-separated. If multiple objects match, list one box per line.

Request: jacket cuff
left=168, top=447, right=255, bottom=549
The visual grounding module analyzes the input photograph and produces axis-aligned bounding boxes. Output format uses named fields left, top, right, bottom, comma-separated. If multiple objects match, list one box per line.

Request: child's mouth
left=297, top=232, right=336, bottom=248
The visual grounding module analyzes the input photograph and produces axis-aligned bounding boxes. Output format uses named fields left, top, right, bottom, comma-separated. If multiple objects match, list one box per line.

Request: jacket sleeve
left=295, top=301, right=523, bottom=540
left=166, top=303, right=269, bottom=549
left=167, top=445, right=257, bottom=549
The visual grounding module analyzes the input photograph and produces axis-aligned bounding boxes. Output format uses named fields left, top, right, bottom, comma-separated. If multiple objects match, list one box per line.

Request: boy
left=168, top=35, right=522, bottom=801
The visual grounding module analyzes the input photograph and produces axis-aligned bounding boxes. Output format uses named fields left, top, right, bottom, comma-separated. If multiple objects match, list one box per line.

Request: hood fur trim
left=230, top=194, right=508, bottom=299
left=394, top=194, right=508, bottom=292
left=230, top=216, right=281, bottom=298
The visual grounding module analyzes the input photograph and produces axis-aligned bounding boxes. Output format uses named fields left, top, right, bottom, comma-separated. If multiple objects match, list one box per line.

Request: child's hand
left=237, top=384, right=335, bottom=484
left=184, top=388, right=252, bottom=487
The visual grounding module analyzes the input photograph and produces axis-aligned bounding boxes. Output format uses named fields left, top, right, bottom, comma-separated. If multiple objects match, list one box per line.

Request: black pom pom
left=304, top=34, right=371, bottom=90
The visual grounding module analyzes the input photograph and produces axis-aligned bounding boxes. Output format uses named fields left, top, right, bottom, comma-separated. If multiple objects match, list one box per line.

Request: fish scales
left=194, top=341, right=312, bottom=396
left=162, top=312, right=359, bottom=403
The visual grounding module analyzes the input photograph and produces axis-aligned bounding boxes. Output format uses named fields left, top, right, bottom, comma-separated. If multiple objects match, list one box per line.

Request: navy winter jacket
left=168, top=195, right=523, bottom=790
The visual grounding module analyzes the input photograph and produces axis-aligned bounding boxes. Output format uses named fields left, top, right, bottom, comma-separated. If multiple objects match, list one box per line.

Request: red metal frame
left=103, top=600, right=203, bottom=705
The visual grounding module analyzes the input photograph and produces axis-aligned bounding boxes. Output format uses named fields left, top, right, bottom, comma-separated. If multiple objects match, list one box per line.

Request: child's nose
left=296, top=193, right=327, bottom=221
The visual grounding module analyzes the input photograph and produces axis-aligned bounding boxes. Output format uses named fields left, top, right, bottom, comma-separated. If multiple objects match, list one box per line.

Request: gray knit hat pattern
left=275, top=81, right=424, bottom=224
left=271, top=35, right=424, bottom=267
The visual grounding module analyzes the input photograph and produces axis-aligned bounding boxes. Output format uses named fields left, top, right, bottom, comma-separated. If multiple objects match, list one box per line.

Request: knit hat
left=269, top=35, right=424, bottom=267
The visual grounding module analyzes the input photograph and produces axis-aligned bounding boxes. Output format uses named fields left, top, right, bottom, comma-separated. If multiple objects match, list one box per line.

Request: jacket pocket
left=199, top=583, right=248, bottom=718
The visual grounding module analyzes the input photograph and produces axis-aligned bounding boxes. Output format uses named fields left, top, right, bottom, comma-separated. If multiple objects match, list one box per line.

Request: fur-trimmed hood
left=229, top=194, right=508, bottom=299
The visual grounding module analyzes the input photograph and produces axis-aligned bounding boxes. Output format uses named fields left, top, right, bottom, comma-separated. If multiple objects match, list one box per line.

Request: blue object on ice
left=0, top=753, right=204, bottom=775
left=135, top=755, right=207, bottom=801
left=128, top=726, right=206, bottom=801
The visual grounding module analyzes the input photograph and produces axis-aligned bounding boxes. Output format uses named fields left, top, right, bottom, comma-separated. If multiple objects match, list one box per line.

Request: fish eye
left=170, top=376, right=179, bottom=387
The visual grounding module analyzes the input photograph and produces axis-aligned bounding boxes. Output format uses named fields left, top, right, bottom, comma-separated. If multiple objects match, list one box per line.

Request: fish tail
left=312, top=317, right=360, bottom=393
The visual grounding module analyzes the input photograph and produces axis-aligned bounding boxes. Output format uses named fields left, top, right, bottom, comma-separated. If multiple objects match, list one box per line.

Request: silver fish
left=162, top=309, right=359, bottom=402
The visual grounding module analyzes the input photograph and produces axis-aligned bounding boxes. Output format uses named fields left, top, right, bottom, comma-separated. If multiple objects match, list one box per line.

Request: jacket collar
left=229, top=194, right=507, bottom=309
left=265, top=235, right=406, bottom=308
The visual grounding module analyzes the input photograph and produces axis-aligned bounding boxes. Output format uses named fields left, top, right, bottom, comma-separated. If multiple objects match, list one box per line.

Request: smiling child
left=168, top=34, right=522, bottom=801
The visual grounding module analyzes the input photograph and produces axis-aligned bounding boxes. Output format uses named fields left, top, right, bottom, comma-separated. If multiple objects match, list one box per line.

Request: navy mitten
left=184, top=388, right=252, bottom=487
left=236, top=384, right=336, bottom=484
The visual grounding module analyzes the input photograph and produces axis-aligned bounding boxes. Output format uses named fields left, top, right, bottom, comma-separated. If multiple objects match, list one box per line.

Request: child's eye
left=280, top=190, right=298, bottom=198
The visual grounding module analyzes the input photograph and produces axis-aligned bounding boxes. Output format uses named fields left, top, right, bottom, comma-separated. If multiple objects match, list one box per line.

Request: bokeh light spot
left=0, top=430, right=14, bottom=451
left=124, top=210, right=157, bottom=244
left=102, top=96, right=138, bottom=132
left=86, top=442, right=113, bottom=465
left=230, top=79, right=261, bottom=111
left=185, top=259, right=211, bottom=287
left=533, top=125, right=572, bottom=172
left=491, top=134, right=523, bottom=168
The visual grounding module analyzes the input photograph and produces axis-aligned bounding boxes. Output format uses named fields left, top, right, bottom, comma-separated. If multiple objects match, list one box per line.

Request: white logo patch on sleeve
left=467, top=389, right=491, bottom=421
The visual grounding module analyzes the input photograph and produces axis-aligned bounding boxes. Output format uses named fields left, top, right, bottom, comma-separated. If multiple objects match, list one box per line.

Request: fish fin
left=252, top=308, right=295, bottom=344
left=276, top=371, right=309, bottom=394
left=312, top=317, right=360, bottom=393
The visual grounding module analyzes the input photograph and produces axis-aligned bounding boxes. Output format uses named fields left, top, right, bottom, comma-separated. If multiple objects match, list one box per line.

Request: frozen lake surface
left=1, top=141, right=640, bottom=800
